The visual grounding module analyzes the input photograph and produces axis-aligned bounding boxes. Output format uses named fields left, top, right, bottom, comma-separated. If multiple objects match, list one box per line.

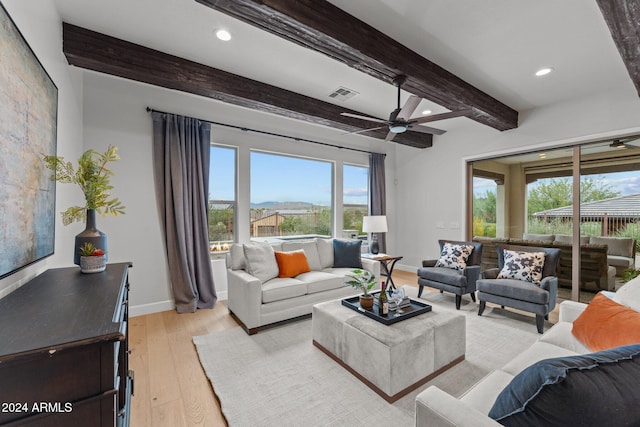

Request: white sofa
left=415, top=276, right=640, bottom=426
left=227, top=238, right=380, bottom=334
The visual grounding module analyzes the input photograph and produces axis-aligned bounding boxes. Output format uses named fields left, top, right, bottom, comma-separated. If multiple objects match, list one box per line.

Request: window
left=343, top=164, right=368, bottom=239
left=250, top=151, right=332, bottom=239
left=209, top=145, right=236, bottom=253
left=472, top=177, right=497, bottom=237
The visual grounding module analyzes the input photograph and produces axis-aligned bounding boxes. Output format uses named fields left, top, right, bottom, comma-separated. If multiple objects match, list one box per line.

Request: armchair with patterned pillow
left=417, top=240, right=483, bottom=310
left=477, top=244, right=561, bottom=333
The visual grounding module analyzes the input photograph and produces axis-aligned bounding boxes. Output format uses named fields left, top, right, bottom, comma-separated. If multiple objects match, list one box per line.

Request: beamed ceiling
left=56, top=0, right=640, bottom=149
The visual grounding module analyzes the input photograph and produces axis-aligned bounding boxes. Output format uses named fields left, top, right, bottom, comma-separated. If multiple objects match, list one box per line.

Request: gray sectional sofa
left=524, top=233, right=636, bottom=275
left=415, top=275, right=640, bottom=426
left=227, top=238, right=380, bottom=334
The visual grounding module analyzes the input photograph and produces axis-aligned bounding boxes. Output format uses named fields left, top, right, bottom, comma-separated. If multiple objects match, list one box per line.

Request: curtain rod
left=146, top=107, right=384, bottom=156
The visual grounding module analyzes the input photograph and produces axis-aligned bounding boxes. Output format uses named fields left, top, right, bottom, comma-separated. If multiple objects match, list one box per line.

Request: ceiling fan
left=341, top=75, right=472, bottom=142
left=609, top=137, right=640, bottom=149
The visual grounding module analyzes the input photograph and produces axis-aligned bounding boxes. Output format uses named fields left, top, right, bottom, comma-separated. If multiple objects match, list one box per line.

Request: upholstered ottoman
left=312, top=298, right=465, bottom=402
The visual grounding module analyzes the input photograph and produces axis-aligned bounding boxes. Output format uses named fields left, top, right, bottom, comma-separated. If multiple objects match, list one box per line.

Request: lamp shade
left=362, top=215, right=388, bottom=233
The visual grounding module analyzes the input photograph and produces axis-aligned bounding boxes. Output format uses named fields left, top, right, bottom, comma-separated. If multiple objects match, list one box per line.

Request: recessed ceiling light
left=421, top=109, right=432, bottom=115
left=539, top=153, right=547, bottom=158
left=216, top=29, right=232, bottom=41
left=535, top=67, right=553, bottom=77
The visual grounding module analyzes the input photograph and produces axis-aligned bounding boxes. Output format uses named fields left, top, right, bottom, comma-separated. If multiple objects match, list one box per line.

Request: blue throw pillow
left=332, top=239, right=362, bottom=268
left=489, top=344, right=640, bottom=426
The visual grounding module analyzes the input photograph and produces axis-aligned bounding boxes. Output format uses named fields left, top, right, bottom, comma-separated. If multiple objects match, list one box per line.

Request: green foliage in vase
left=345, top=269, right=377, bottom=296
left=44, top=146, right=126, bottom=225
left=78, top=242, right=105, bottom=257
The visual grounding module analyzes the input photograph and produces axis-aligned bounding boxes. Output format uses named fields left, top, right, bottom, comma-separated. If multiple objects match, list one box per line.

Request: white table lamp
left=363, top=215, right=388, bottom=254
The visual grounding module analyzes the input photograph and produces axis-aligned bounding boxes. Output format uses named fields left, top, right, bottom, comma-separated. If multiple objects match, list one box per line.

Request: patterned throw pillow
left=497, top=250, right=545, bottom=284
left=435, top=243, right=474, bottom=271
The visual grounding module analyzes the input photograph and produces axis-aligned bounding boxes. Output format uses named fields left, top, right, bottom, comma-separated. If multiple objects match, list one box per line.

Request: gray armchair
left=417, top=240, right=483, bottom=310
left=477, top=244, right=561, bottom=333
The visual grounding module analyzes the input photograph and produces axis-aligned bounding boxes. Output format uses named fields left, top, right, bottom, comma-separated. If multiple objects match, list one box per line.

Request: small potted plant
left=345, top=269, right=377, bottom=310
left=78, top=242, right=107, bottom=273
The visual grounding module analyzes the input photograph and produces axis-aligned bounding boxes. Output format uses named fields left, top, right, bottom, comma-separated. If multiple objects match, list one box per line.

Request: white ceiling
left=53, top=0, right=635, bottom=136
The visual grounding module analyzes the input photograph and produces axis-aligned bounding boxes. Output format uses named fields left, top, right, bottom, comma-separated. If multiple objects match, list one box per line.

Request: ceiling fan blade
left=408, top=124, right=447, bottom=136
left=396, top=95, right=422, bottom=121
left=385, top=130, right=396, bottom=142
left=340, top=112, right=388, bottom=124
left=410, top=109, right=472, bottom=125
left=341, top=125, right=386, bottom=136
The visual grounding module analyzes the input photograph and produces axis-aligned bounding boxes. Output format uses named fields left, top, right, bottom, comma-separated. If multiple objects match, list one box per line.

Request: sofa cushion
left=488, top=344, right=640, bottom=427
left=614, top=276, right=640, bottom=311
left=316, top=238, right=334, bottom=269
left=243, top=242, right=279, bottom=283
left=274, top=250, right=310, bottom=278
left=590, top=236, right=634, bottom=257
left=229, top=243, right=246, bottom=270
left=435, top=243, right=474, bottom=271
left=522, top=233, right=555, bottom=244
left=417, top=267, right=465, bottom=287
left=333, top=239, right=362, bottom=268
left=607, top=254, right=634, bottom=268
left=296, top=271, right=344, bottom=294
left=571, top=292, right=640, bottom=351
left=537, top=322, right=591, bottom=354
left=501, top=341, right=579, bottom=376
left=460, top=370, right=515, bottom=415
left=552, top=234, right=590, bottom=245
left=261, top=277, right=307, bottom=303
left=497, top=250, right=545, bottom=284
left=477, top=278, right=549, bottom=304
left=281, top=241, right=322, bottom=271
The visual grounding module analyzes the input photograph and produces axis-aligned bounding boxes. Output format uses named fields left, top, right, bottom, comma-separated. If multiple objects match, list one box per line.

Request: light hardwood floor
left=128, top=269, right=560, bottom=426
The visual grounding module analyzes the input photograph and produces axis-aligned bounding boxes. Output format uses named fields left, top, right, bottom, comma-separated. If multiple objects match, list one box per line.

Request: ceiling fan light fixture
left=389, top=124, right=408, bottom=133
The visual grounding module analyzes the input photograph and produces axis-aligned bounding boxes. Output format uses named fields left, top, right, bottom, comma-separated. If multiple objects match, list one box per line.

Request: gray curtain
left=151, top=112, right=217, bottom=313
left=369, top=152, right=387, bottom=253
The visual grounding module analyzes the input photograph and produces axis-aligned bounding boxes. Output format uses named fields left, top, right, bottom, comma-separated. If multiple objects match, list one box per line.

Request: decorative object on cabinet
left=362, top=215, right=388, bottom=254
left=78, top=242, right=107, bottom=273
left=43, top=145, right=126, bottom=265
left=0, top=263, right=134, bottom=426
left=0, top=2, right=57, bottom=279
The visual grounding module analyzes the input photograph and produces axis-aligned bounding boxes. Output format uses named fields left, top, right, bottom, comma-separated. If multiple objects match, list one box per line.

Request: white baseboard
left=130, top=292, right=228, bottom=317
left=130, top=300, right=174, bottom=317
left=395, top=263, right=420, bottom=273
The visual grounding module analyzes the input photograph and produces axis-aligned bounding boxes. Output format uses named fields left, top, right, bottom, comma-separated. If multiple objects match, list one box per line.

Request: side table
left=362, top=254, right=403, bottom=290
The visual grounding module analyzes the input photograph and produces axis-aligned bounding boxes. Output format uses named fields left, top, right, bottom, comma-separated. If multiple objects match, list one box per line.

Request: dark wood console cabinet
left=0, top=263, right=133, bottom=426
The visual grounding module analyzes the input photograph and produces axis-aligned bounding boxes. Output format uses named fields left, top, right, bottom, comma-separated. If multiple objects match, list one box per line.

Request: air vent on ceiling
left=328, top=86, right=359, bottom=101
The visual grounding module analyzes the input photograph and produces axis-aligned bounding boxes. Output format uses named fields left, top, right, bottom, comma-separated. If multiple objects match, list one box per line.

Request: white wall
left=394, top=87, right=640, bottom=270
left=81, top=72, right=397, bottom=316
left=0, top=1, right=84, bottom=297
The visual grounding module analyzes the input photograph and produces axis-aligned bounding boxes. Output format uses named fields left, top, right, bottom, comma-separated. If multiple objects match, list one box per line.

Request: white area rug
left=193, top=288, right=545, bottom=426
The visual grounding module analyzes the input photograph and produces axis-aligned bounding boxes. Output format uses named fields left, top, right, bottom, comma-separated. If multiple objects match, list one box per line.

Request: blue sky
left=209, top=147, right=368, bottom=205
left=473, top=171, right=640, bottom=197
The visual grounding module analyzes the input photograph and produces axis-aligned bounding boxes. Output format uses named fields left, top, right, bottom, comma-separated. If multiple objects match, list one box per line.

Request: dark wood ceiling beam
left=62, top=23, right=431, bottom=148
left=195, top=0, right=518, bottom=131
left=596, top=0, right=640, bottom=97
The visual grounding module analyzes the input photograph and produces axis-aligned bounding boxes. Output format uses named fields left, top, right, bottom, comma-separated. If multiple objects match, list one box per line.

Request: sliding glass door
left=468, top=136, right=640, bottom=303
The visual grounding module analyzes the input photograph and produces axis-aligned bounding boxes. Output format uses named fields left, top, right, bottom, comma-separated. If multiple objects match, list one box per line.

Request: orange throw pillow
left=572, top=292, right=640, bottom=351
left=274, top=250, right=310, bottom=278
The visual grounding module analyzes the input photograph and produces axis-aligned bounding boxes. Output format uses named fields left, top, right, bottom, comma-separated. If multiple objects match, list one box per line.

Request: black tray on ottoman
left=341, top=291, right=432, bottom=325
